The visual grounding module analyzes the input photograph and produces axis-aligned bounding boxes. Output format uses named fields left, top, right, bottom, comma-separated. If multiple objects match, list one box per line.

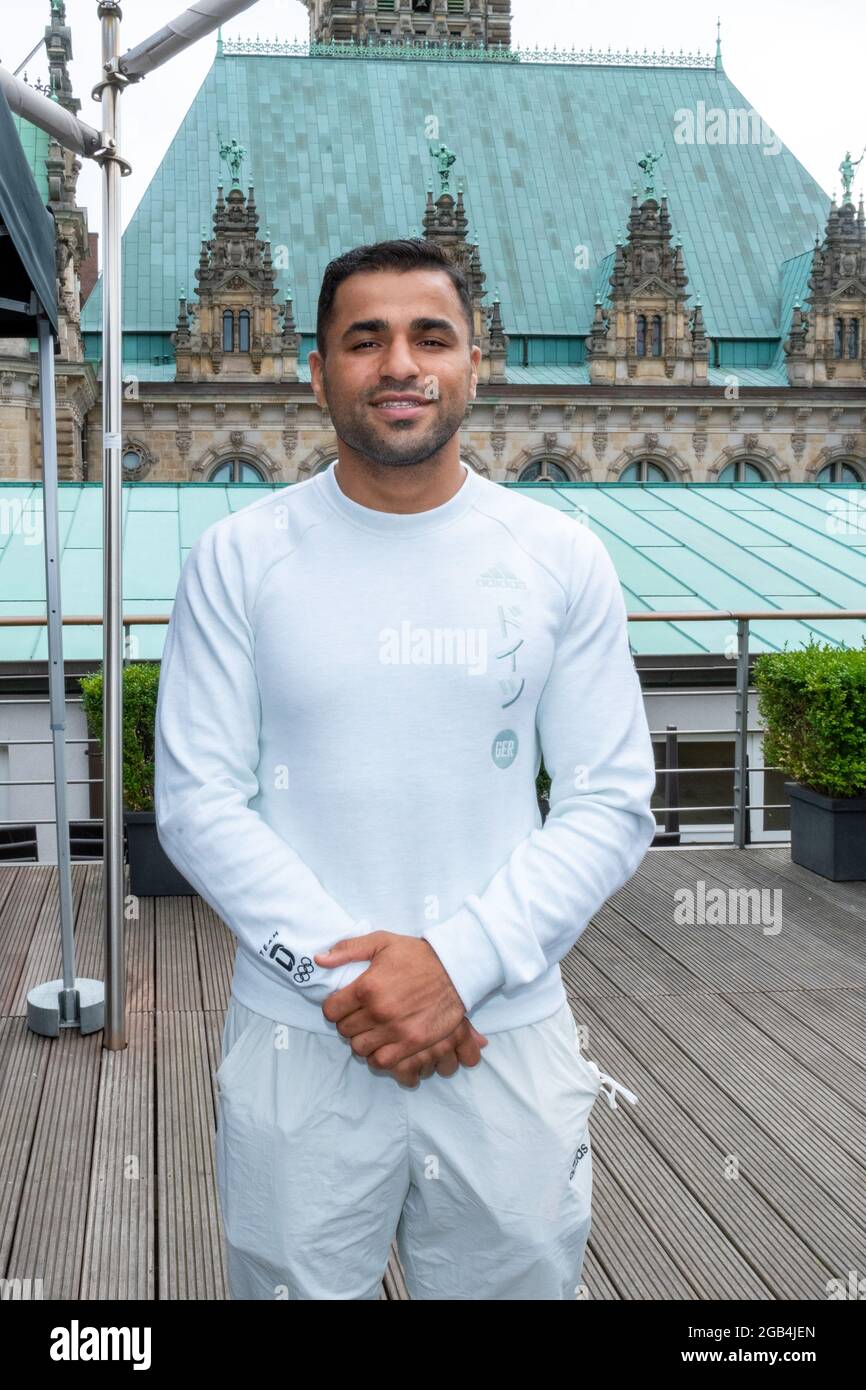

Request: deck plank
left=1, top=844, right=865, bottom=1300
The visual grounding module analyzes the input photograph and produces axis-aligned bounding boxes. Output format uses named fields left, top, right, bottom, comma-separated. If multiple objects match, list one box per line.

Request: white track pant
left=214, top=994, right=637, bottom=1300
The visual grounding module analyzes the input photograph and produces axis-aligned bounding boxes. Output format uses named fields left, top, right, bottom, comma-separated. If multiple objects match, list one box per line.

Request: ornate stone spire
left=173, top=178, right=285, bottom=380
left=420, top=154, right=507, bottom=384
left=590, top=171, right=705, bottom=385
left=786, top=185, right=866, bottom=385
left=45, top=0, right=80, bottom=115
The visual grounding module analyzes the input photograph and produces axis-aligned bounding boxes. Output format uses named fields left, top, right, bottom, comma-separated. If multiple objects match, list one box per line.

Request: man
left=154, top=238, right=658, bottom=1301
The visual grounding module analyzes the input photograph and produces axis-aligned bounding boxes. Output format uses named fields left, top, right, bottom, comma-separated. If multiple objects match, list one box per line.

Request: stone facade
left=303, top=0, right=512, bottom=48
left=90, top=394, right=866, bottom=487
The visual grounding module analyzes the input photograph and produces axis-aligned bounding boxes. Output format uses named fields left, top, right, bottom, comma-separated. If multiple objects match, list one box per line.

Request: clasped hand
left=315, top=930, right=488, bottom=1085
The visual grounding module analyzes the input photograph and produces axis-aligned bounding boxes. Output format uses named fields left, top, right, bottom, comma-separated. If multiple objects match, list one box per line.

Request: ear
left=308, top=349, right=323, bottom=404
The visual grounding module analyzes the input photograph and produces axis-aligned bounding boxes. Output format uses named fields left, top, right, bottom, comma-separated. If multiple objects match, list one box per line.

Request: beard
left=324, top=390, right=468, bottom=469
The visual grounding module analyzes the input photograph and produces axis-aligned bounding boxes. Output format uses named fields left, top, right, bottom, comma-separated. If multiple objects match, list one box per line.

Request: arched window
left=651, top=315, right=663, bottom=357
left=208, top=458, right=266, bottom=483
left=314, top=458, right=337, bottom=475
left=222, top=310, right=234, bottom=353
left=718, top=460, right=769, bottom=483
left=817, top=459, right=864, bottom=483
left=239, top=310, right=251, bottom=353
left=847, top=318, right=860, bottom=359
left=834, top=318, right=844, bottom=357
left=635, top=314, right=647, bottom=358
left=620, top=459, right=670, bottom=483
left=517, top=458, right=570, bottom=483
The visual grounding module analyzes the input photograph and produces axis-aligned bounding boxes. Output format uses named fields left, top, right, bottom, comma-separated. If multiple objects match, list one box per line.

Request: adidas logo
left=476, top=564, right=527, bottom=589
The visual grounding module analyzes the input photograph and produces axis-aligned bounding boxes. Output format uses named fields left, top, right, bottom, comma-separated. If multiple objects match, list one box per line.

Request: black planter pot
left=124, top=810, right=196, bottom=896
left=784, top=781, right=866, bottom=882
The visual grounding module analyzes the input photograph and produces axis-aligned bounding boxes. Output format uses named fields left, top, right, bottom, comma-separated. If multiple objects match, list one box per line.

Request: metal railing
left=1, top=608, right=865, bottom=855
left=631, top=608, right=866, bottom=846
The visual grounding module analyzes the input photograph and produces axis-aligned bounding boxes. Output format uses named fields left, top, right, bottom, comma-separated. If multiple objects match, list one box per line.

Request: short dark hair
left=315, top=238, right=475, bottom=358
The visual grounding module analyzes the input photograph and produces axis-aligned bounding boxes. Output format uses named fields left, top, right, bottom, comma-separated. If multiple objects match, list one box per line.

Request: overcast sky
left=4, top=0, right=864, bottom=237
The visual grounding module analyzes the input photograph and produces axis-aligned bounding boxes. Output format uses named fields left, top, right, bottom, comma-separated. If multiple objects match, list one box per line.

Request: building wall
left=81, top=394, right=866, bottom=485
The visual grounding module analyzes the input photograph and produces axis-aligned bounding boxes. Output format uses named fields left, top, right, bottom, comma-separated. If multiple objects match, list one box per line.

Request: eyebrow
left=340, top=317, right=459, bottom=342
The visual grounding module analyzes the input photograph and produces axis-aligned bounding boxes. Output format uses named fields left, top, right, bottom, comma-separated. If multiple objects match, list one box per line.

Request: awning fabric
left=0, top=82, right=58, bottom=336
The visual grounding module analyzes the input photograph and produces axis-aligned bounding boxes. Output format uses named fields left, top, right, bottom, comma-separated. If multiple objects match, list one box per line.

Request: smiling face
left=308, top=267, right=481, bottom=470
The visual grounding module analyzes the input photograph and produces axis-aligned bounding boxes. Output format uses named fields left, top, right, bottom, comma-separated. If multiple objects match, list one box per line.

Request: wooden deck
left=1, top=845, right=864, bottom=1300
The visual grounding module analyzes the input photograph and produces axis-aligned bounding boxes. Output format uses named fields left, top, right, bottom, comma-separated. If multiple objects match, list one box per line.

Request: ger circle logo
left=491, top=729, right=518, bottom=768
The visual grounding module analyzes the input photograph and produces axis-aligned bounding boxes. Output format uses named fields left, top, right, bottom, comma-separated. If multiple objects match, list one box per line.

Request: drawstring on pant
left=582, top=1056, right=639, bottom=1111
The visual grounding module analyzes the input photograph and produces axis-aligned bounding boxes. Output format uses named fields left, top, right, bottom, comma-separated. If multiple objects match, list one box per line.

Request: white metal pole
left=97, top=0, right=127, bottom=1050
left=36, top=313, right=76, bottom=1000
left=26, top=312, right=105, bottom=1037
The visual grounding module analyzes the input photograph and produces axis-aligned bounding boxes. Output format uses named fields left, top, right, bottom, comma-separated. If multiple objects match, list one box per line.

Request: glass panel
left=210, top=462, right=232, bottom=482
left=222, top=310, right=233, bottom=353
left=651, top=315, right=662, bottom=356
left=818, top=462, right=862, bottom=483
left=239, top=311, right=250, bottom=353
left=848, top=318, right=860, bottom=359
left=651, top=739, right=735, bottom=827
left=620, top=460, right=669, bottom=482
left=240, top=462, right=264, bottom=482
left=518, top=460, right=568, bottom=483
left=635, top=315, right=646, bottom=357
left=742, top=462, right=766, bottom=482
left=122, top=450, right=141, bottom=472
left=762, top=765, right=790, bottom=833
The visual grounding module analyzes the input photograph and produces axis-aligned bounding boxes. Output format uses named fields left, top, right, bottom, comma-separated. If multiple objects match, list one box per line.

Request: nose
left=376, top=334, right=424, bottom=384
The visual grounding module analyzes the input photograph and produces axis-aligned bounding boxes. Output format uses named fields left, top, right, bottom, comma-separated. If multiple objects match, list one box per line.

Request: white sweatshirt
left=154, top=459, right=658, bottom=1036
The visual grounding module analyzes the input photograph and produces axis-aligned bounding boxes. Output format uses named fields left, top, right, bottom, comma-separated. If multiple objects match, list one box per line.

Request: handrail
left=0, top=608, right=865, bottom=625
left=628, top=609, right=866, bottom=622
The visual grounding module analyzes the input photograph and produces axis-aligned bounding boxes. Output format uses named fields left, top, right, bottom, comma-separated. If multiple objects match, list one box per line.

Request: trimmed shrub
left=754, top=637, right=866, bottom=799
left=79, top=662, right=160, bottom=813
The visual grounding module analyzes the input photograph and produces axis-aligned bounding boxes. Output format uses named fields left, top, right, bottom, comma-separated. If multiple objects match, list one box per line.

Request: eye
left=351, top=339, right=447, bottom=350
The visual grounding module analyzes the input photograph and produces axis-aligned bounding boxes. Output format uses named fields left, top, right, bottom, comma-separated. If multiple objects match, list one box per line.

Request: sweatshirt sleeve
left=154, top=521, right=370, bottom=1005
left=421, top=525, right=658, bottom=1015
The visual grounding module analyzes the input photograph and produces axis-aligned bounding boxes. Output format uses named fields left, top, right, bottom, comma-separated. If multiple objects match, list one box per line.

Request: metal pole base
left=26, top=978, right=105, bottom=1037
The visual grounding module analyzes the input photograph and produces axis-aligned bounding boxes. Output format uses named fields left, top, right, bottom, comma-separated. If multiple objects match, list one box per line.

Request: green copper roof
left=12, top=113, right=50, bottom=202
left=2, top=480, right=865, bottom=661
left=82, top=50, right=830, bottom=343
left=772, top=249, right=814, bottom=373
left=706, top=364, right=789, bottom=387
